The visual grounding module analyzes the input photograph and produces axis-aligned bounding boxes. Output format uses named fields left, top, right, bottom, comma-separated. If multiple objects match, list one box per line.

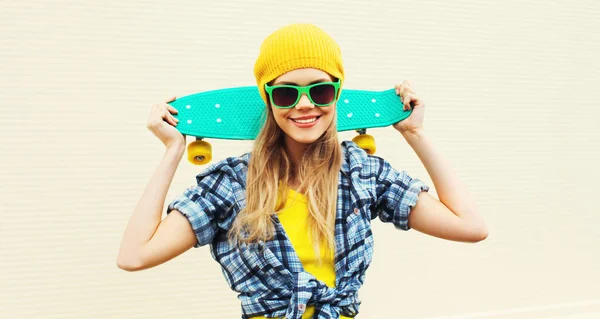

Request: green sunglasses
left=264, top=80, right=341, bottom=109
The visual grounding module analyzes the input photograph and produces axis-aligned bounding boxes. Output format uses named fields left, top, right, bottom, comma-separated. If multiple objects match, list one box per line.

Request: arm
left=403, top=129, right=488, bottom=243
left=393, top=80, right=488, bottom=243
left=116, top=145, right=197, bottom=271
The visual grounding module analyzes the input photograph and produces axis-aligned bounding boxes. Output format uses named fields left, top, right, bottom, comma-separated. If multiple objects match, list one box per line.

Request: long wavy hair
left=228, top=82, right=343, bottom=263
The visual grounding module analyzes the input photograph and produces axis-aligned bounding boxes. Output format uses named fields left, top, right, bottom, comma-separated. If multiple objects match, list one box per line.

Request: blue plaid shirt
left=167, top=141, right=429, bottom=319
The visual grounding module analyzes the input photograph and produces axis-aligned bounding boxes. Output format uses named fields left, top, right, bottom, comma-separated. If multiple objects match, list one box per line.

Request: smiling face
left=268, top=68, right=338, bottom=151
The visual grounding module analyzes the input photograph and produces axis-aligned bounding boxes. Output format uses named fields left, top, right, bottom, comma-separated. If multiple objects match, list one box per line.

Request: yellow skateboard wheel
left=187, top=140, right=212, bottom=165
left=352, top=133, right=376, bottom=155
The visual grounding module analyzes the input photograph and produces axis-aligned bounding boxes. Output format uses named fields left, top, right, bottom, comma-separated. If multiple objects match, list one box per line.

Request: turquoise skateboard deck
left=169, top=86, right=410, bottom=140
left=168, top=86, right=411, bottom=164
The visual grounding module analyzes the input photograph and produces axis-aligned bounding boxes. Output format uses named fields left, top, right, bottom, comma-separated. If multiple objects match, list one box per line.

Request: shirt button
left=298, top=304, right=306, bottom=311
left=354, top=208, right=359, bottom=214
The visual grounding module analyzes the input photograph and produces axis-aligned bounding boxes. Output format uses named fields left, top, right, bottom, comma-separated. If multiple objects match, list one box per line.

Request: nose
left=295, top=93, right=314, bottom=109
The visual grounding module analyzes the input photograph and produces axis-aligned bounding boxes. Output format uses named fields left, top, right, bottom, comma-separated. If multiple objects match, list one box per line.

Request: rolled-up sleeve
left=374, top=158, right=429, bottom=230
left=167, top=171, right=235, bottom=247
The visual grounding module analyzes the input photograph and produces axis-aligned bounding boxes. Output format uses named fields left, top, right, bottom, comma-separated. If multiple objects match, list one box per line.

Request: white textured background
left=1, top=0, right=599, bottom=318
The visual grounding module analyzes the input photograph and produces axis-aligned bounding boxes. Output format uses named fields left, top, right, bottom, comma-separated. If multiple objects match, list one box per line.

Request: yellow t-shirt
left=251, top=187, right=352, bottom=319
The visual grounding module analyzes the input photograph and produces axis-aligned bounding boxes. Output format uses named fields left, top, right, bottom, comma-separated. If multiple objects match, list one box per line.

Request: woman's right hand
left=146, top=96, right=185, bottom=149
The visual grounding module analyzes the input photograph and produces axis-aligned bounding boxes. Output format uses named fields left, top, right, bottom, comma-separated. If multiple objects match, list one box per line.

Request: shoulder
left=340, top=140, right=390, bottom=177
left=190, top=152, right=250, bottom=206
left=195, top=152, right=250, bottom=186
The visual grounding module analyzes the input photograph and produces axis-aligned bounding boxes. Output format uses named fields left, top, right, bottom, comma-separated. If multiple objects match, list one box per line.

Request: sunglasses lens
left=271, top=87, right=298, bottom=107
left=310, top=83, right=336, bottom=105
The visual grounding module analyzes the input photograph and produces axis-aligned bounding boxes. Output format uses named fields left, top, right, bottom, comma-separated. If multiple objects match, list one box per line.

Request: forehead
left=273, top=68, right=332, bottom=85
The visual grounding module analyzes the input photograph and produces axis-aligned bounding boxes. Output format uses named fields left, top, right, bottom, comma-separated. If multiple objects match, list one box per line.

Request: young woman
left=117, top=23, right=488, bottom=319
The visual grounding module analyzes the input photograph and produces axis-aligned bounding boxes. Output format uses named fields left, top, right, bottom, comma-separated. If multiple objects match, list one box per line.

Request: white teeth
left=292, top=117, right=317, bottom=124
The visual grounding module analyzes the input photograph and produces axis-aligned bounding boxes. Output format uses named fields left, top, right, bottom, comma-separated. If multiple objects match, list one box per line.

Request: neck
left=284, top=135, right=308, bottom=184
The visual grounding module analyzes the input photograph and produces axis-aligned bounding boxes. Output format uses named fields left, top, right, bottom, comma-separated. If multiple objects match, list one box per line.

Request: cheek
left=271, top=107, right=289, bottom=125
left=321, top=105, right=336, bottom=123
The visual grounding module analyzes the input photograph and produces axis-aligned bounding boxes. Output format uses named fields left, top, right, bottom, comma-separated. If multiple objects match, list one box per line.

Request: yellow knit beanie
left=253, top=23, right=345, bottom=105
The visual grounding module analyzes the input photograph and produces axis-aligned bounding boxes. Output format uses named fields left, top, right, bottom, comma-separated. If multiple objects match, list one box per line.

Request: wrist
left=166, top=142, right=186, bottom=157
left=400, top=127, right=426, bottom=142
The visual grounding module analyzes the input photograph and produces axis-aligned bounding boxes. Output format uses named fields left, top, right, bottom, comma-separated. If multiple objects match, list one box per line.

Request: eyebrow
left=273, top=78, right=331, bottom=85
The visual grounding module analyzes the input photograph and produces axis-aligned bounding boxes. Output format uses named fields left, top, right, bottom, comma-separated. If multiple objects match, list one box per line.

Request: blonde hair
left=228, top=98, right=342, bottom=262
left=228, top=24, right=344, bottom=262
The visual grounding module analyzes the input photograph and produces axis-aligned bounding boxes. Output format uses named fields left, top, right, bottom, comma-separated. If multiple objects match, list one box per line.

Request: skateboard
left=169, top=86, right=411, bottom=165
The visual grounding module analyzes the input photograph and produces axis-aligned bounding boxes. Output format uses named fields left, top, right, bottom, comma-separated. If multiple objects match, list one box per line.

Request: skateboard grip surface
left=170, top=86, right=410, bottom=140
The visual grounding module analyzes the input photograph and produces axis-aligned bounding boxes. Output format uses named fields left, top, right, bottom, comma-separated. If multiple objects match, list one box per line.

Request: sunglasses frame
left=264, top=79, right=341, bottom=109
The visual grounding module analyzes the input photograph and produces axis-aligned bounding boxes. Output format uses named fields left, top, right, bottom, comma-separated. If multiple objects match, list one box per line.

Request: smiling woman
left=267, top=69, right=340, bottom=153
left=117, top=23, right=487, bottom=319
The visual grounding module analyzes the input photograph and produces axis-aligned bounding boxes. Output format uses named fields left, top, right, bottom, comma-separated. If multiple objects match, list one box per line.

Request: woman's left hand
left=392, top=80, right=425, bottom=134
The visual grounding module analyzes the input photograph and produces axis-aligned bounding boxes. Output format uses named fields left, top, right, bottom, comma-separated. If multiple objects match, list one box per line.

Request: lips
left=291, top=115, right=320, bottom=123
left=292, top=117, right=318, bottom=124
left=290, top=115, right=320, bottom=127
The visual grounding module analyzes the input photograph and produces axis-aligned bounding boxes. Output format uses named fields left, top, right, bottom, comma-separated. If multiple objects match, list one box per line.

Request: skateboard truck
left=352, top=129, right=376, bottom=155
left=184, top=129, right=375, bottom=165
left=185, top=135, right=212, bottom=165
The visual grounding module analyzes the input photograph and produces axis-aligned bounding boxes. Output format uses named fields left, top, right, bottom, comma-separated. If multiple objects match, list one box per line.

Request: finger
left=409, top=94, right=425, bottom=109
left=402, top=85, right=416, bottom=95
left=162, top=108, right=178, bottom=126
left=395, top=82, right=404, bottom=94
left=396, top=80, right=412, bottom=88
left=165, top=96, right=177, bottom=103
left=403, top=94, right=413, bottom=110
left=166, top=115, right=178, bottom=126
left=397, top=80, right=405, bottom=90
left=397, top=85, right=414, bottom=97
left=400, top=93, right=407, bottom=110
left=169, top=115, right=179, bottom=126
left=165, top=103, right=179, bottom=114
left=162, top=105, right=179, bottom=124
left=399, top=87, right=409, bottom=103
left=400, top=80, right=414, bottom=92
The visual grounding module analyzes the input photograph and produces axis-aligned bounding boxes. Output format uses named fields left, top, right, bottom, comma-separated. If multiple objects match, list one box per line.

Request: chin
left=283, top=128, right=327, bottom=145
left=291, top=135, right=321, bottom=145
left=279, top=117, right=334, bottom=146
